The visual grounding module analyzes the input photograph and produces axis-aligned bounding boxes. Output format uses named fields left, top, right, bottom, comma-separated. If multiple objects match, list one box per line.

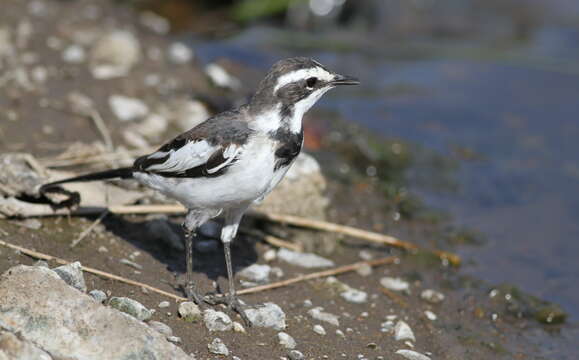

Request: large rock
left=0, top=265, right=191, bottom=360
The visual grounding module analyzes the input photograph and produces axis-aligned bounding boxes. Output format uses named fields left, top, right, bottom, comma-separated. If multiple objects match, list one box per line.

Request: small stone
left=277, top=332, right=296, bottom=349
left=109, top=297, right=153, bottom=321
left=277, top=249, right=334, bottom=268
left=166, top=336, right=181, bottom=344
left=33, top=260, right=49, bottom=268
left=178, top=301, right=202, bottom=322
left=238, top=264, right=271, bottom=283
left=149, top=321, right=173, bottom=337
left=367, top=343, right=378, bottom=349
left=205, top=63, right=241, bottom=90
left=158, top=301, right=170, bottom=308
left=263, top=249, right=277, bottom=262
left=232, top=321, right=246, bottom=333
left=424, top=310, right=437, bottom=321
left=208, top=338, right=229, bottom=356
left=313, top=324, right=326, bottom=335
left=109, top=95, right=149, bottom=122
left=120, top=258, right=143, bottom=270
left=98, top=246, right=108, bottom=253
left=340, top=288, right=368, bottom=304
left=336, top=329, right=345, bottom=338
left=244, top=302, right=286, bottom=330
left=52, top=261, right=87, bottom=292
left=168, top=42, right=193, bottom=64
left=308, top=307, right=339, bottom=326
left=420, top=289, right=445, bottom=304
left=203, top=309, right=233, bottom=332
left=88, top=289, right=107, bottom=303
left=303, top=299, right=313, bottom=307
left=288, top=350, right=304, bottom=360
left=62, top=44, right=85, bottom=63
left=356, top=263, right=373, bottom=277
left=90, top=30, right=140, bottom=79
left=140, top=11, right=170, bottom=34
left=271, top=267, right=284, bottom=278
left=358, top=250, right=373, bottom=260
left=394, top=321, right=415, bottom=342
left=395, top=349, right=431, bottom=360
left=380, top=277, right=409, bottom=292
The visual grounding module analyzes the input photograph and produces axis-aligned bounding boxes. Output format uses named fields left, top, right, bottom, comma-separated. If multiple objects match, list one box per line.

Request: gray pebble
left=238, top=264, right=271, bottom=283
left=394, top=320, right=415, bottom=342
left=178, top=301, right=201, bottom=322
left=307, top=307, right=339, bottom=327
left=158, top=301, right=170, bottom=308
left=88, top=289, right=107, bottom=303
left=277, top=332, right=296, bottom=349
left=149, top=320, right=173, bottom=337
left=109, top=297, right=152, bottom=321
left=277, top=249, right=334, bottom=268
left=243, top=302, right=286, bottom=330
left=52, top=261, right=86, bottom=292
left=395, top=350, right=431, bottom=360
left=313, top=324, right=326, bottom=335
left=288, top=350, right=304, bottom=360
left=380, top=277, right=409, bottom=292
left=203, top=309, right=233, bottom=332
left=207, top=338, right=228, bottom=356
left=167, top=336, right=182, bottom=344
left=420, top=289, right=445, bottom=304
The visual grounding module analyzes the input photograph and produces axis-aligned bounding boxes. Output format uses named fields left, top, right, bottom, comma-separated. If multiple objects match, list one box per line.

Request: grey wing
left=133, top=110, right=252, bottom=178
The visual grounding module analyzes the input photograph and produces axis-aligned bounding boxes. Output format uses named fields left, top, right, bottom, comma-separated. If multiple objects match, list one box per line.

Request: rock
left=178, top=301, right=202, bottom=323
left=148, top=321, right=173, bottom=337
left=288, top=350, right=305, bottom=360
left=205, top=63, right=241, bottom=90
left=88, top=289, right=107, bottom=303
left=325, top=277, right=367, bottom=304
left=420, top=289, right=445, bottom=304
left=277, top=249, right=334, bottom=268
left=139, top=11, right=170, bottom=34
left=52, top=261, right=87, bottom=292
left=130, top=113, right=168, bottom=141
left=307, top=307, right=339, bottom=327
left=380, top=277, right=410, bottom=292
left=355, top=263, right=373, bottom=277
left=109, top=297, right=153, bottom=322
left=277, top=332, right=296, bottom=349
left=33, top=260, right=49, bottom=268
left=120, top=258, right=143, bottom=270
left=244, top=302, right=286, bottom=330
left=0, top=330, right=53, bottom=360
left=263, top=249, right=277, bottom=262
left=0, top=153, right=47, bottom=198
left=0, top=265, right=190, bottom=359
left=168, top=42, right=193, bottom=64
left=207, top=338, right=229, bottom=356
left=162, top=99, right=210, bottom=132
left=203, top=309, right=233, bottom=332
left=232, top=321, right=246, bottom=333
left=90, top=30, right=140, bottom=79
left=358, top=250, right=373, bottom=260
left=62, top=44, right=85, bottom=63
left=303, top=299, right=313, bottom=307
left=158, top=301, right=170, bottom=308
left=238, top=264, right=271, bottom=283
left=424, top=310, right=437, bottom=321
left=313, top=324, right=326, bottom=335
left=395, top=350, right=431, bottom=360
left=394, top=321, right=415, bottom=342
left=109, top=95, right=149, bottom=122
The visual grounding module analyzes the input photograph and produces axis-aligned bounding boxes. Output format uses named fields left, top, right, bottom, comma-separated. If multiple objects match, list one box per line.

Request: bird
left=40, top=57, right=359, bottom=322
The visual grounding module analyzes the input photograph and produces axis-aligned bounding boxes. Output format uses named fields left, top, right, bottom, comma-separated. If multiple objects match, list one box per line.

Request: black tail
left=40, top=167, right=134, bottom=193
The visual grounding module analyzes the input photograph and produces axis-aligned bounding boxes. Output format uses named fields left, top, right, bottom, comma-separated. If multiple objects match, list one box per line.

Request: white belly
left=134, top=136, right=286, bottom=210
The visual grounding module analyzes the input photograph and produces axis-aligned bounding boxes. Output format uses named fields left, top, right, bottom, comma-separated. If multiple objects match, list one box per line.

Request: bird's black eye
left=306, top=77, right=318, bottom=89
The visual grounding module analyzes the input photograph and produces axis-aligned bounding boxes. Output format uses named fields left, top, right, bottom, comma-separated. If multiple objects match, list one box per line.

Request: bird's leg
left=182, top=221, right=204, bottom=305
left=207, top=207, right=251, bottom=326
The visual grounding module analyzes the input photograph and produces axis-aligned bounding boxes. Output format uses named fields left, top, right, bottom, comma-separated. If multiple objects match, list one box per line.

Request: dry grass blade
left=70, top=210, right=108, bottom=248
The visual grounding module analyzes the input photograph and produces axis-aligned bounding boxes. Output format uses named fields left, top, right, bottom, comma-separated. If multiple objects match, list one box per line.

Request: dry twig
left=70, top=210, right=108, bottom=248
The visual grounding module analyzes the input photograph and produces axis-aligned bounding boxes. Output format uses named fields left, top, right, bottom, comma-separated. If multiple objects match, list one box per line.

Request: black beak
left=331, top=74, right=360, bottom=86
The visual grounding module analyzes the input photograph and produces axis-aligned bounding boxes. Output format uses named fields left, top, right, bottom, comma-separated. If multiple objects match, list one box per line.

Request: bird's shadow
left=100, top=214, right=258, bottom=297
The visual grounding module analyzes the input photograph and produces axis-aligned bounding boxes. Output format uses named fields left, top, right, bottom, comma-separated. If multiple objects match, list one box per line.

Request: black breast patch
left=272, top=128, right=304, bottom=171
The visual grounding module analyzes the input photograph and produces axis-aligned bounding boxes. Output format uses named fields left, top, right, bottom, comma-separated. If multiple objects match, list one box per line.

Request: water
left=190, top=3, right=579, bottom=321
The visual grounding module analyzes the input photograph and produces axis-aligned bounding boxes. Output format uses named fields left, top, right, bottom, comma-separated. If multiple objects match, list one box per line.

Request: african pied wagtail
left=41, top=57, right=359, bottom=321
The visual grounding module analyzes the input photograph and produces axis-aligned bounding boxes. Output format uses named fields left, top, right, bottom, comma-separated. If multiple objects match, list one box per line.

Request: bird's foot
left=205, top=293, right=252, bottom=327
left=184, top=283, right=206, bottom=306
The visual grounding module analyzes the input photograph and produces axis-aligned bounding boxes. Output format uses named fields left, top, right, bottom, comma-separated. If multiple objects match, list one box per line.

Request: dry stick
left=0, top=238, right=186, bottom=301
left=0, top=238, right=397, bottom=301
left=19, top=203, right=460, bottom=266
left=238, top=256, right=397, bottom=295
left=70, top=210, right=108, bottom=248
left=380, top=287, right=408, bottom=308
left=87, top=109, right=114, bottom=152
left=240, top=227, right=303, bottom=252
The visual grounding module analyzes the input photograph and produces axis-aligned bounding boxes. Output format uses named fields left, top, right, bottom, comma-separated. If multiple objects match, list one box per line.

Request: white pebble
left=380, top=277, right=410, bottom=292
left=394, top=320, right=415, bottom=342
left=395, top=349, right=431, bottom=360
left=62, top=44, right=85, bottom=63
left=168, top=42, right=193, bottom=64
left=308, top=307, right=339, bottom=327
left=313, top=324, right=326, bottom=335
left=158, top=301, right=170, bottom=308
left=424, top=310, right=437, bottom=321
left=277, top=332, right=296, bottom=349
left=109, top=95, right=149, bottom=121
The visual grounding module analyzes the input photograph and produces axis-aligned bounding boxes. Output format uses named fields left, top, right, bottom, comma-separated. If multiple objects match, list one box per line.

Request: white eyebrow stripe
left=274, top=67, right=334, bottom=93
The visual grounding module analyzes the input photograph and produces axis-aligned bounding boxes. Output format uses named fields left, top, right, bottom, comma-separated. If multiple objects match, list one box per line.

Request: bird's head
left=250, top=57, right=359, bottom=119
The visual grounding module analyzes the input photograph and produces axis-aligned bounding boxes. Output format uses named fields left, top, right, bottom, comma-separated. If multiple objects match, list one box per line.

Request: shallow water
left=192, top=18, right=579, bottom=323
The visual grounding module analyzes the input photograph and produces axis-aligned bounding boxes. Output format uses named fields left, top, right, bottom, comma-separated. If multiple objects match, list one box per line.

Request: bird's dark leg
left=208, top=207, right=251, bottom=326
left=182, top=219, right=204, bottom=305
